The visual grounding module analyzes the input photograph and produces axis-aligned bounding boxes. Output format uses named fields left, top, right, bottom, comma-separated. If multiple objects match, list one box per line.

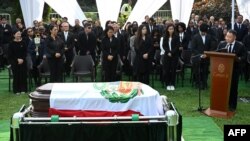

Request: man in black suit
left=233, top=15, right=248, bottom=42
left=72, top=19, right=83, bottom=36
left=58, top=22, right=75, bottom=76
left=0, top=17, right=3, bottom=70
left=243, top=31, right=250, bottom=82
left=142, top=15, right=150, bottom=25
left=0, top=17, right=12, bottom=67
left=146, top=18, right=156, bottom=35
left=191, top=23, right=217, bottom=89
left=112, top=23, right=126, bottom=60
left=217, top=30, right=246, bottom=111
left=77, top=23, right=97, bottom=62
left=177, top=22, right=190, bottom=50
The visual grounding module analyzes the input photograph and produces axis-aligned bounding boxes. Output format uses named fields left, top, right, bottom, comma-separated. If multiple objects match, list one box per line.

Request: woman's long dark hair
left=164, top=23, right=176, bottom=39
left=135, top=24, right=147, bottom=48
left=104, top=26, right=114, bottom=38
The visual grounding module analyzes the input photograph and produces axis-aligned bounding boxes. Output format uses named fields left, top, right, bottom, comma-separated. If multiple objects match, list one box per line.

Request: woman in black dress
left=163, top=24, right=180, bottom=91
left=101, top=26, right=119, bottom=82
left=8, top=30, right=27, bottom=94
left=134, top=24, right=152, bottom=84
left=45, top=25, right=64, bottom=82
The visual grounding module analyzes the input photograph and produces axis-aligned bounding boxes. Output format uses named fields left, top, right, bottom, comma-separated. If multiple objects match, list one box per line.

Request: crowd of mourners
left=0, top=13, right=249, bottom=100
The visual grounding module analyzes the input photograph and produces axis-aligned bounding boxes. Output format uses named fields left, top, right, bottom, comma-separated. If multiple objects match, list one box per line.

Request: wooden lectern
left=203, top=51, right=235, bottom=118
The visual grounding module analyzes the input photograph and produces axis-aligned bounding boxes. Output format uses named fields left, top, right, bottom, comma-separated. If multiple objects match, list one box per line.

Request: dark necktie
left=239, top=24, right=241, bottom=29
left=180, top=35, right=183, bottom=42
left=228, top=44, right=232, bottom=53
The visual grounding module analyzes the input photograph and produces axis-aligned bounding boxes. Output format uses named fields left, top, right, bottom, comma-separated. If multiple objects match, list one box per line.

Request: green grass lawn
left=0, top=67, right=249, bottom=136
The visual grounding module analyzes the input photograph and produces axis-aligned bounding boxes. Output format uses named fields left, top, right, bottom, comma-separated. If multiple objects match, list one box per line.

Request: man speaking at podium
left=217, top=30, right=246, bottom=111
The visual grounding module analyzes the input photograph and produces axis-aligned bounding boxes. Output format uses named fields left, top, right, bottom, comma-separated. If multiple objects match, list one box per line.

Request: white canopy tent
left=126, top=0, right=155, bottom=25
left=19, top=0, right=45, bottom=28
left=96, top=0, right=122, bottom=29
left=19, top=0, right=250, bottom=30
left=144, top=0, right=168, bottom=19
left=126, top=0, right=168, bottom=25
left=44, top=0, right=86, bottom=26
left=236, top=0, right=250, bottom=20
left=170, top=0, right=194, bottom=26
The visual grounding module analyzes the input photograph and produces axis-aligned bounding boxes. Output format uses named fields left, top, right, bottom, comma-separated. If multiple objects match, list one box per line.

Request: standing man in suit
left=77, top=23, right=97, bottom=62
left=217, top=30, right=246, bottom=111
left=234, top=15, right=248, bottom=42
left=0, top=17, right=4, bottom=70
left=147, top=18, right=156, bottom=36
left=177, top=22, right=190, bottom=51
left=58, top=22, right=75, bottom=76
left=113, top=23, right=125, bottom=61
left=191, top=23, right=216, bottom=89
left=243, top=31, right=250, bottom=82
left=0, top=17, right=12, bottom=66
left=233, top=15, right=249, bottom=85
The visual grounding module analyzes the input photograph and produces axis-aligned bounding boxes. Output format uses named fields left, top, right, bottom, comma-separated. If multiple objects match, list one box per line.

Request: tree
left=12, top=0, right=23, bottom=23
left=193, top=0, right=239, bottom=22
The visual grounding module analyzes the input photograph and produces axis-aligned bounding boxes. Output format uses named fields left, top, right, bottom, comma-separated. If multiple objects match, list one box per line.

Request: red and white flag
left=49, top=81, right=164, bottom=117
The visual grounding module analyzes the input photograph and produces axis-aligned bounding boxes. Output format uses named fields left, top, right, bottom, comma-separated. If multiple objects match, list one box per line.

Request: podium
left=203, top=51, right=235, bottom=118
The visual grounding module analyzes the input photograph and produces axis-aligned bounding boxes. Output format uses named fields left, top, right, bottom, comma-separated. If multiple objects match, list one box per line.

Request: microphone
left=215, top=47, right=227, bottom=52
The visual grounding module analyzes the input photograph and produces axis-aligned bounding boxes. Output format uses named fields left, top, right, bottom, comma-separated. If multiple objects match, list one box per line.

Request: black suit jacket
left=178, top=32, right=190, bottom=50
left=191, top=33, right=217, bottom=63
left=217, top=41, right=246, bottom=69
left=115, top=32, right=126, bottom=59
left=163, top=35, right=180, bottom=59
left=0, top=26, right=3, bottom=45
left=191, top=33, right=216, bottom=55
left=58, top=31, right=75, bottom=54
left=77, top=31, right=97, bottom=56
left=0, top=24, right=12, bottom=44
left=8, top=40, right=27, bottom=66
left=101, top=36, right=119, bottom=62
left=243, top=34, right=250, bottom=51
left=186, top=27, right=199, bottom=41
left=45, top=36, right=65, bottom=60
left=234, top=23, right=248, bottom=41
left=146, top=24, right=157, bottom=35
left=134, top=36, right=153, bottom=74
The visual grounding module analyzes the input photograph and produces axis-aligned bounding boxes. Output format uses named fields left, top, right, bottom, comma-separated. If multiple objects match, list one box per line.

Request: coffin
left=29, top=83, right=53, bottom=117
left=16, top=82, right=182, bottom=141
left=29, top=82, right=164, bottom=117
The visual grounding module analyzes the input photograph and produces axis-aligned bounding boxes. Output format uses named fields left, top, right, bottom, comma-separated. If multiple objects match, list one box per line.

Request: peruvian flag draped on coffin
left=49, top=81, right=164, bottom=117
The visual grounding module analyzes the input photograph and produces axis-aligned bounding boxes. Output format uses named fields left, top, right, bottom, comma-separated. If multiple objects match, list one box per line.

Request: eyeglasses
left=87, top=27, right=92, bottom=29
left=28, top=30, right=33, bottom=33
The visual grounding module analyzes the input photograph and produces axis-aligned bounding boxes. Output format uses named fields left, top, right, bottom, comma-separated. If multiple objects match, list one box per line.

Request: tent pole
left=180, top=0, right=182, bottom=22
left=232, top=0, right=235, bottom=30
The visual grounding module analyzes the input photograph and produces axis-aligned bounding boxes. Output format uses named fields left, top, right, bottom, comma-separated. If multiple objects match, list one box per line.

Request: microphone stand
left=196, top=47, right=227, bottom=112
left=191, top=54, right=204, bottom=112
left=197, top=58, right=203, bottom=112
